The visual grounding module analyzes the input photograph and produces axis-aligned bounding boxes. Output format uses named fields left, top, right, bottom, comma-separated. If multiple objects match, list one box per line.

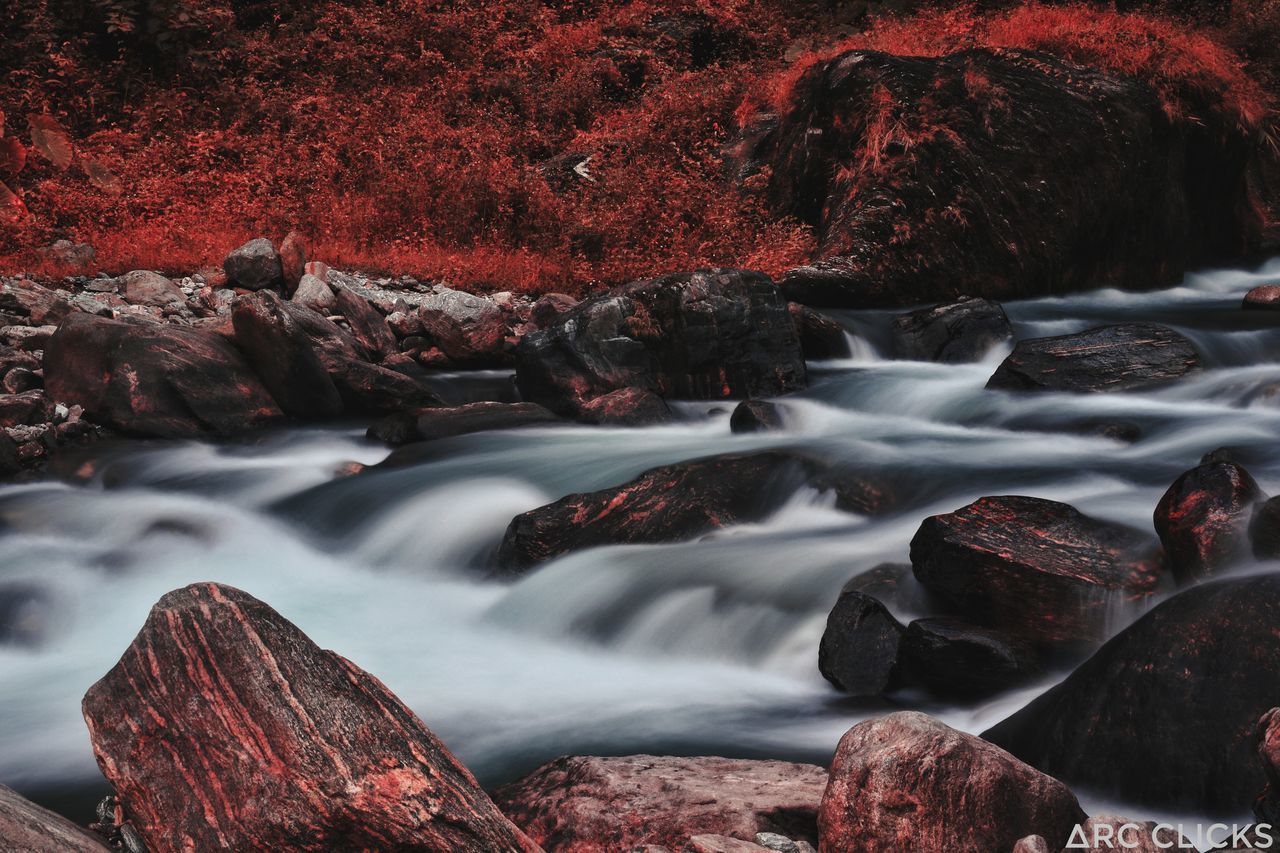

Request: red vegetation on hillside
left=0, top=1, right=1273, bottom=293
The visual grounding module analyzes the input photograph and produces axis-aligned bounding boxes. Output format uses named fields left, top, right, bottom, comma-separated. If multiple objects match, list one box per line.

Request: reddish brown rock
left=1154, top=461, right=1265, bottom=583
left=529, top=292, right=580, bottom=330
left=987, top=324, right=1201, bottom=393
left=333, top=287, right=398, bottom=362
left=82, top=582, right=539, bottom=853
left=231, top=290, right=344, bottom=418
left=890, top=297, right=1012, bottom=364
left=817, top=590, right=904, bottom=696
left=118, top=270, right=184, bottom=308
left=0, top=390, right=54, bottom=427
left=578, top=387, right=674, bottom=426
left=788, top=303, right=849, bottom=360
left=1243, top=285, right=1280, bottom=310
left=44, top=313, right=283, bottom=438
left=493, top=755, right=827, bottom=851
left=899, top=617, right=1038, bottom=699
left=820, top=712, right=1084, bottom=853
left=278, top=230, right=307, bottom=295
left=0, top=782, right=110, bottom=851
left=419, top=287, right=509, bottom=363
left=0, top=278, right=72, bottom=325
left=909, top=496, right=1165, bottom=646
left=223, top=238, right=283, bottom=291
left=330, top=359, right=441, bottom=414
left=371, top=402, right=560, bottom=450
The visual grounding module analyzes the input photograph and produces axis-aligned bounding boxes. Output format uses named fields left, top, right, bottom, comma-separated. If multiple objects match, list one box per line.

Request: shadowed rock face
left=1154, top=461, right=1266, bottom=583
left=737, top=48, right=1258, bottom=308
left=817, top=590, right=904, bottom=696
left=986, top=324, right=1201, bottom=393
left=984, top=575, right=1280, bottom=816
left=820, top=712, right=1084, bottom=853
left=890, top=297, right=1012, bottom=363
left=81, top=583, right=540, bottom=853
left=493, top=755, right=827, bottom=851
left=0, top=783, right=110, bottom=851
left=232, top=290, right=344, bottom=418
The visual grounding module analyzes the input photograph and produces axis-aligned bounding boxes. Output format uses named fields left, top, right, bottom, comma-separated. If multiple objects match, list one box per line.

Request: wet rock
left=1243, top=285, right=1280, bottom=310
left=278, top=230, right=306, bottom=295
left=890, top=297, right=1012, bottom=363
left=333, top=286, right=398, bottom=362
left=738, top=48, right=1258, bottom=307
left=821, top=712, right=1084, bottom=852
left=987, top=324, right=1200, bottom=393
left=330, top=359, right=442, bottom=415
left=838, top=563, right=917, bottom=610
left=0, top=390, right=55, bottom=427
left=910, top=495, right=1165, bottom=646
left=788, top=303, right=849, bottom=360
left=529, top=292, right=580, bottom=330
left=983, top=574, right=1280, bottom=815
left=1154, top=461, right=1265, bottom=582
left=0, top=782, right=111, bottom=851
left=493, top=755, right=826, bottom=851
left=231, top=291, right=344, bottom=418
left=900, top=617, right=1037, bottom=699
left=817, top=590, right=904, bottom=696
left=686, top=836, right=769, bottom=852
left=418, top=287, right=508, bottom=363
left=291, top=273, right=336, bottom=314
left=223, top=237, right=283, bottom=291
left=44, top=313, right=282, bottom=438
left=1252, top=496, right=1280, bottom=559
left=117, top=270, right=184, bottom=308
left=730, top=400, right=785, bottom=433
left=82, top=582, right=538, bottom=852
left=495, top=452, right=818, bottom=572
left=579, top=387, right=674, bottom=426
left=516, top=270, right=805, bottom=416
left=371, top=402, right=558, bottom=448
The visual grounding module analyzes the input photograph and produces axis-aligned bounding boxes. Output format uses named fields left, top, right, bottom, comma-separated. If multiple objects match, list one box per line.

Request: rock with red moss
left=0, top=782, right=110, bottom=851
left=44, top=313, right=283, bottom=438
left=817, top=590, right=904, bottom=696
left=334, top=286, right=398, bottom=362
left=418, top=287, right=509, bottom=364
left=82, top=582, right=539, bottom=853
left=788, top=303, right=850, bottom=360
left=232, top=291, right=344, bottom=418
left=984, top=574, right=1280, bottom=815
left=890, top=297, right=1013, bottom=363
left=1243, top=285, right=1280, bottom=310
left=278, top=231, right=307, bottom=295
left=495, top=451, right=819, bottom=572
left=516, top=270, right=805, bottom=416
left=910, top=496, right=1165, bottom=646
left=293, top=274, right=336, bottom=314
left=821, top=712, right=1084, bottom=853
left=987, top=324, right=1200, bottom=393
left=739, top=49, right=1258, bottom=308
left=1153, top=461, right=1265, bottom=583
left=223, top=237, right=283, bottom=291
left=578, top=387, right=674, bottom=425
left=492, top=755, right=826, bottom=851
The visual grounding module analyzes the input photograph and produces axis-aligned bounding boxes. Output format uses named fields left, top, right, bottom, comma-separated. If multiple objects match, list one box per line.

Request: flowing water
left=2, top=259, right=1280, bottom=831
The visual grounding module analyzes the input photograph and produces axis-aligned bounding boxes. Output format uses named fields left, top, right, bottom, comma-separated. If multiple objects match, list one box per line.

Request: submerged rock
left=986, top=324, right=1200, bottom=393
left=984, top=574, right=1280, bottom=815
left=890, top=297, right=1012, bottom=363
left=817, top=590, right=904, bottom=696
left=730, top=400, right=786, bottom=433
left=820, top=712, right=1084, bottom=853
left=82, top=582, right=538, bottom=852
left=788, top=303, right=849, bottom=360
left=899, top=617, right=1037, bottom=699
left=0, top=782, right=110, bottom=851
left=1153, top=461, right=1265, bottom=583
left=493, top=755, right=826, bottom=851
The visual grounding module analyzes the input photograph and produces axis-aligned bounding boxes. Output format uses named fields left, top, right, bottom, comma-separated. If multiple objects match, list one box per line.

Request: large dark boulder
left=1154, top=461, right=1265, bottom=583
left=333, top=286, right=398, bottom=362
left=788, top=303, right=850, bottom=360
left=899, top=617, right=1038, bottom=699
left=984, top=574, right=1280, bottom=816
left=0, top=782, right=110, bottom=851
left=82, top=583, right=538, bottom=852
left=515, top=270, right=805, bottom=416
left=44, top=314, right=283, bottom=438
left=821, top=712, right=1084, bottom=853
left=577, top=387, right=675, bottom=426
left=492, top=755, right=826, bottom=851
left=231, top=291, right=344, bottom=418
left=890, top=297, right=1013, bottom=363
left=817, top=590, right=904, bottom=696
left=737, top=48, right=1258, bottom=308
left=987, top=324, right=1200, bottom=392
left=909, top=496, right=1165, bottom=646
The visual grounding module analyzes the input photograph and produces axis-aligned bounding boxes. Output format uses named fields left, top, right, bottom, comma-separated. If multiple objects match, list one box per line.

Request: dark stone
left=807, top=469, right=893, bottom=516
left=821, top=713, right=1085, bottom=853
left=788, top=303, right=850, bottom=360
left=333, top=286, right=398, bottom=362
left=370, top=402, right=559, bottom=448
left=44, top=314, right=282, bottom=438
left=278, top=231, right=307, bottom=296
left=1243, top=285, right=1280, bottom=310
left=330, top=360, right=442, bottom=415
left=0, top=390, right=54, bottom=427
left=515, top=270, right=805, bottom=416
left=730, top=400, right=785, bottom=433
left=0, top=782, right=110, bottom=851
left=987, top=324, right=1200, bottom=393
left=118, top=270, right=184, bottom=308
left=817, top=590, right=904, bottom=696
left=984, top=575, right=1280, bottom=816
left=1251, top=496, right=1280, bottom=560
left=578, top=387, right=674, bottom=426
left=223, top=237, right=283, bottom=291
left=231, top=291, right=344, bottom=418
left=0, top=432, right=20, bottom=477
left=910, top=495, right=1166, bottom=646
left=890, top=297, right=1013, bottom=363
left=82, top=583, right=539, bottom=852
left=529, top=292, right=580, bottom=330
left=1154, top=461, right=1265, bottom=582
left=900, top=617, right=1037, bottom=699
left=735, top=49, right=1259, bottom=307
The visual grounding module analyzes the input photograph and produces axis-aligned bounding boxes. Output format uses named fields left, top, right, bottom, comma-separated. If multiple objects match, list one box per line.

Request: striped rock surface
left=82, top=582, right=540, bottom=853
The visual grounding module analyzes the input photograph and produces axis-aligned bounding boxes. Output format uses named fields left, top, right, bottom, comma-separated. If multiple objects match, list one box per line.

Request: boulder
left=1250, top=496, right=1280, bottom=560
left=837, top=563, right=917, bottom=611
left=333, top=286, right=398, bottom=362
left=0, top=782, right=110, bottom=851
left=292, top=273, right=336, bottom=314
left=370, top=402, right=559, bottom=447
left=82, top=582, right=538, bottom=852
left=1243, top=285, right=1280, bottom=310
left=986, top=324, right=1200, bottom=393
left=44, top=313, right=282, bottom=438
left=736, top=48, right=1259, bottom=308
left=418, top=287, right=508, bottom=363
left=494, top=452, right=819, bottom=573
left=117, top=270, right=184, bottom=308
left=231, top=291, right=344, bottom=418
left=1153, top=461, right=1265, bottom=583
left=223, top=237, right=283, bottom=291
left=515, top=270, right=805, bottom=416
left=817, top=590, right=904, bottom=696
left=529, top=292, right=580, bottom=330
left=820, top=712, right=1084, bottom=853
left=0, top=278, right=72, bottom=325
left=278, top=230, right=306, bottom=295
left=0, top=390, right=55, bottom=427
left=899, top=617, right=1037, bottom=699
left=788, top=304, right=849, bottom=360
left=983, top=574, right=1280, bottom=815
left=909, top=496, right=1165, bottom=646
left=730, top=400, right=785, bottom=433
left=890, top=297, right=1012, bottom=363
left=330, top=359, right=442, bottom=415
left=578, top=387, right=675, bottom=426
left=492, top=755, right=826, bottom=851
